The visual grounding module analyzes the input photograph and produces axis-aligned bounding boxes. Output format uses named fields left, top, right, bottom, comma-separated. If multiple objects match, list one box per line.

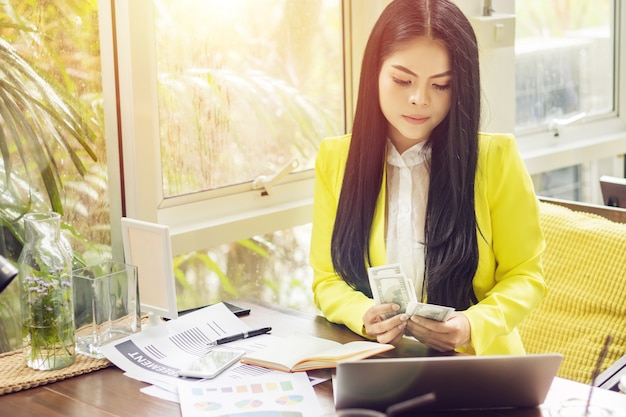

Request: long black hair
left=331, top=0, right=480, bottom=310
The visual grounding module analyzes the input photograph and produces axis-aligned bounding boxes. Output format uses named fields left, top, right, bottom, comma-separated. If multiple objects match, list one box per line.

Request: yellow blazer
left=310, top=133, right=547, bottom=355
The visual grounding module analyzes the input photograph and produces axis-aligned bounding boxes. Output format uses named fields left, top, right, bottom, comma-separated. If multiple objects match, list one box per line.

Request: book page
left=294, top=340, right=389, bottom=363
left=242, top=334, right=342, bottom=370
left=241, top=334, right=393, bottom=371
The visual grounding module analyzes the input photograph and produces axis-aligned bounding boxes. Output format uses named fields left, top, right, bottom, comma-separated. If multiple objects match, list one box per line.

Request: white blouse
left=385, top=139, right=430, bottom=301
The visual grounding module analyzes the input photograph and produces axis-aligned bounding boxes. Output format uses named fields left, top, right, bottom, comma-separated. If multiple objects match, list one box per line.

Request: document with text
left=100, top=302, right=279, bottom=390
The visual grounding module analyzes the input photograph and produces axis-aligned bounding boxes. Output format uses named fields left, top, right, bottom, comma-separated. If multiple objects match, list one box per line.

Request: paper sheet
left=100, top=302, right=330, bottom=410
left=177, top=372, right=320, bottom=417
left=100, top=302, right=279, bottom=387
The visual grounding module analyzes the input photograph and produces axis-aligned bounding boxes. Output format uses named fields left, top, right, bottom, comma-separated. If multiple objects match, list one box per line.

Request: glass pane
left=154, top=0, right=344, bottom=197
left=175, top=224, right=316, bottom=314
left=515, top=0, right=613, bottom=130
left=533, top=166, right=581, bottom=201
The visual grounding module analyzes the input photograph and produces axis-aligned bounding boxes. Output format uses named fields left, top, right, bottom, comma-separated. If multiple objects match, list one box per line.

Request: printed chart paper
left=99, top=302, right=277, bottom=388
left=178, top=372, right=320, bottom=417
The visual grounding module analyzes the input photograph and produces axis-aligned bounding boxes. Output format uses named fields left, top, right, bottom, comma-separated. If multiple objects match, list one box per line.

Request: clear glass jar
left=18, top=212, right=75, bottom=370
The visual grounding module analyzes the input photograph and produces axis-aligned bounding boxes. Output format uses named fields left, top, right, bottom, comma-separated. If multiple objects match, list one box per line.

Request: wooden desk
left=1, top=299, right=625, bottom=416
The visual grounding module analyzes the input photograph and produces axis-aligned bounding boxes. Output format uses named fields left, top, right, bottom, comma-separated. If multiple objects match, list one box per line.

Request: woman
left=310, top=0, right=546, bottom=355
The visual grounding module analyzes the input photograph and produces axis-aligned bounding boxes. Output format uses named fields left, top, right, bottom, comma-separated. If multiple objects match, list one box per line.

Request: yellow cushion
left=518, top=201, right=626, bottom=383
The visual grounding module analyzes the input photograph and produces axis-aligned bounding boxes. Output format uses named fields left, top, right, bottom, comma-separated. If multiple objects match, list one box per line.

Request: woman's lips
left=402, top=115, right=429, bottom=124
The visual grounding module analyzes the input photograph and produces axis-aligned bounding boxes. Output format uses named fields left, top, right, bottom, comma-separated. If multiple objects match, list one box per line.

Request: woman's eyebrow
left=391, top=64, right=451, bottom=79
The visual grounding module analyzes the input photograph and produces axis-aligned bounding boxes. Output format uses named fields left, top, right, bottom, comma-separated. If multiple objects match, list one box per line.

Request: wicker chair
left=517, top=197, right=626, bottom=384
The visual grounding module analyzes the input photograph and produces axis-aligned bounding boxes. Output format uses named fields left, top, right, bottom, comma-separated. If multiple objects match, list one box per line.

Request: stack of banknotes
left=367, top=263, right=454, bottom=321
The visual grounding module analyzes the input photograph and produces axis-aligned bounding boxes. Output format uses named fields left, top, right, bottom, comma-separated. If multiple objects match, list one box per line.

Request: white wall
left=457, top=0, right=517, bottom=133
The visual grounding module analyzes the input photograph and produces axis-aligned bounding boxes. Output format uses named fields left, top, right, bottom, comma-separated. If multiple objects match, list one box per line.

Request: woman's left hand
left=404, top=312, right=471, bottom=352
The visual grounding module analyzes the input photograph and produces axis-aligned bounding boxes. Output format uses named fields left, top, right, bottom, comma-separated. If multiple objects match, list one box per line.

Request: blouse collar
left=386, top=139, right=431, bottom=168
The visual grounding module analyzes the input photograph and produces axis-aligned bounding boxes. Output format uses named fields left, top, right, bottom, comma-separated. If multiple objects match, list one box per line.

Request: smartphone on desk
left=178, top=346, right=245, bottom=379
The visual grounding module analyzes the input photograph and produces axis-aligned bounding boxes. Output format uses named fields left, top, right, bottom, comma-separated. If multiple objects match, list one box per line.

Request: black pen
left=209, top=327, right=272, bottom=346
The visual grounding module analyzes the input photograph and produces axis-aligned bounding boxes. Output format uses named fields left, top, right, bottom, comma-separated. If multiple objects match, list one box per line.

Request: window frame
left=516, top=0, right=626, bottom=201
left=101, top=0, right=626, bottom=258
left=102, top=0, right=388, bottom=256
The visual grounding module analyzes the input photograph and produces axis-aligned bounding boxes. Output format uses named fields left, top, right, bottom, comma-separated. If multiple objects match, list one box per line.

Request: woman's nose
left=409, top=87, right=428, bottom=106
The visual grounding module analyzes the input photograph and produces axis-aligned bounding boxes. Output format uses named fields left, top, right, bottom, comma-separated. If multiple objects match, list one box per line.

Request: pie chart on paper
left=235, top=399, right=264, bottom=409
left=275, top=395, right=304, bottom=405
left=193, top=401, right=221, bottom=411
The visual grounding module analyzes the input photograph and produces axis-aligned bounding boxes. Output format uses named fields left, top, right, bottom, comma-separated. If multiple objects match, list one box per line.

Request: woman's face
left=378, top=37, right=452, bottom=153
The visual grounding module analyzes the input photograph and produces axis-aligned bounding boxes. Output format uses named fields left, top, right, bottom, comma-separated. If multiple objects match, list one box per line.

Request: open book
left=240, top=334, right=394, bottom=372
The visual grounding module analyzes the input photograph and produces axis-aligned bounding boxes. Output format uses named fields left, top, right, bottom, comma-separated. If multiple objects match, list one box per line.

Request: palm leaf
left=0, top=37, right=97, bottom=214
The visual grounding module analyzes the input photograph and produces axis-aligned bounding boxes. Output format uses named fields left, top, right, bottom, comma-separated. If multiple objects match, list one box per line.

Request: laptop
left=599, top=175, right=626, bottom=208
left=334, top=354, right=563, bottom=412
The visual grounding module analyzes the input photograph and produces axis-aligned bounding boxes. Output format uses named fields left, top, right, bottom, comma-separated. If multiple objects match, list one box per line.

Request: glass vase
left=18, top=212, right=76, bottom=370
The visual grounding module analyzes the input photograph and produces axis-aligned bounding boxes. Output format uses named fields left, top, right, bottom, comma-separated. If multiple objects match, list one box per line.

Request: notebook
left=334, top=353, right=563, bottom=412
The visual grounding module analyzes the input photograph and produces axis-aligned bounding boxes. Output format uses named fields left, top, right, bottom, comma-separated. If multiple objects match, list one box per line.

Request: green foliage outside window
left=0, top=0, right=106, bottom=353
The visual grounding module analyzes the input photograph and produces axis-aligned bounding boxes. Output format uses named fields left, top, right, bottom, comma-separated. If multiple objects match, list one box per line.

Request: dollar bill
left=369, top=264, right=455, bottom=321
left=406, top=301, right=454, bottom=322
left=368, top=264, right=417, bottom=314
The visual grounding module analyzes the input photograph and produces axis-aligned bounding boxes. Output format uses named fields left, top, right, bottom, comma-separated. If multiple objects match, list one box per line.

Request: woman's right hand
left=362, top=303, right=408, bottom=345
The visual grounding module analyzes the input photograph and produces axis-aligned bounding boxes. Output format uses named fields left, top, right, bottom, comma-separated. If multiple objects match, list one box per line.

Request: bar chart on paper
left=177, top=372, right=320, bottom=417
left=100, top=303, right=270, bottom=381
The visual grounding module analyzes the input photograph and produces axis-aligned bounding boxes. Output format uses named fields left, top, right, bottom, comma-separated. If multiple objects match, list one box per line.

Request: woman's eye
left=433, top=84, right=451, bottom=91
left=392, top=77, right=412, bottom=87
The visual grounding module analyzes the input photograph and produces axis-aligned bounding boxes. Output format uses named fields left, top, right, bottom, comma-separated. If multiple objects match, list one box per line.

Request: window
left=111, top=0, right=344, bottom=255
left=515, top=0, right=614, bottom=133
left=107, top=0, right=348, bottom=310
left=154, top=0, right=344, bottom=197
left=532, top=166, right=582, bottom=201
left=513, top=0, right=626, bottom=203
